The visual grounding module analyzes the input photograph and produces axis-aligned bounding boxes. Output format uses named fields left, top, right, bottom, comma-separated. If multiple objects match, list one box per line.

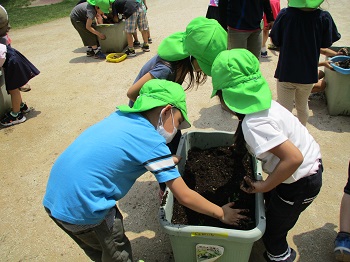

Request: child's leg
left=147, top=28, right=152, bottom=43
left=132, top=31, right=139, bottom=42
left=137, top=11, right=150, bottom=52
left=262, top=29, right=269, bottom=49
left=334, top=161, right=350, bottom=261
left=261, top=29, right=269, bottom=58
left=277, top=81, right=296, bottom=112
left=294, top=83, right=314, bottom=126
left=227, top=29, right=249, bottom=50
left=311, top=79, right=326, bottom=93
left=340, top=162, right=350, bottom=233
left=126, top=33, right=134, bottom=49
left=340, top=193, right=350, bottom=233
left=140, top=30, right=149, bottom=45
left=124, top=12, right=138, bottom=55
left=45, top=206, right=133, bottom=262
left=318, top=69, right=325, bottom=80
left=263, top=167, right=322, bottom=261
left=0, top=88, right=27, bottom=126
left=9, top=88, right=22, bottom=113
left=247, top=30, right=263, bottom=59
left=138, top=11, right=149, bottom=44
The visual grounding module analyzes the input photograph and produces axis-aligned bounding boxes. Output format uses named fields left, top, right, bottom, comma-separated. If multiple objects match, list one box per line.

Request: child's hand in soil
left=240, top=176, right=266, bottom=193
left=172, top=155, right=182, bottom=165
left=220, top=202, right=249, bottom=226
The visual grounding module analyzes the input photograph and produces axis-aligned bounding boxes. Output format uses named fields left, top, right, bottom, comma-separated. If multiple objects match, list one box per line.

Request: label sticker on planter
left=196, top=244, right=224, bottom=262
left=191, top=232, right=228, bottom=238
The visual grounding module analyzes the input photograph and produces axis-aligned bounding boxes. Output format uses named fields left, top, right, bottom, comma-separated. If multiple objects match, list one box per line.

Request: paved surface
left=0, top=0, right=349, bottom=261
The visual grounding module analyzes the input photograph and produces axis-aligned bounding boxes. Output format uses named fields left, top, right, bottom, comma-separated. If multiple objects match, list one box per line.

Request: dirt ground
left=0, top=0, right=349, bottom=261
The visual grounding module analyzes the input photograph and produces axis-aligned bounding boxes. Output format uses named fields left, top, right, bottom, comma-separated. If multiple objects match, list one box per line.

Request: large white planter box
left=159, top=131, right=266, bottom=262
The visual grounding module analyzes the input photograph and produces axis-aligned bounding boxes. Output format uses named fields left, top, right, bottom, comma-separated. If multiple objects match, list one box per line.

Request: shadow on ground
left=293, top=222, right=338, bottom=262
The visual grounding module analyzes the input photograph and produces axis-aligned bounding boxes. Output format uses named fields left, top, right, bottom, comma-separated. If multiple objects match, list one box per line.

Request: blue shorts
left=124, top=6, right=148, bottom=33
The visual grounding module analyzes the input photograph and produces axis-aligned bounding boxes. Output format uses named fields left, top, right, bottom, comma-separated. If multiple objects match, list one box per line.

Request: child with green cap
left=269, top=0, right=340, bottom=126
left=70, top=1, right=107, bottom=59
left=211, top=49, right=323, bottom=262
left=127, top=16, right=227, bottom=195
left=93, top=0, right=150, bottom=56
left=43, top=79, right=248, bottom=262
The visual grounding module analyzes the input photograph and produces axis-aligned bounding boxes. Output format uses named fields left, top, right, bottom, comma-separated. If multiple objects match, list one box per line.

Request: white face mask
left=157, top=108, right=178, bottom=144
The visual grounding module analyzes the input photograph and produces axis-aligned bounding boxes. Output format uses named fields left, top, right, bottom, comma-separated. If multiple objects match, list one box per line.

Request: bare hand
left=323, top=60, right=334, bottom=70
left=240, top=176, right=265, bottom=193
left=220, top=202, right=249, bottom=226
left=100, top=34, right=106, bottom=40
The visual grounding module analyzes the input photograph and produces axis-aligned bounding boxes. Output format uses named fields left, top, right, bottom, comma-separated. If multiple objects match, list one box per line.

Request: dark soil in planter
left=171, top=146, right=256, bottom=230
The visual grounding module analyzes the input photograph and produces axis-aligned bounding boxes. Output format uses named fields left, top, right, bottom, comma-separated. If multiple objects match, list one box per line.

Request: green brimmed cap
left=89, top=0, right=113, bottom=13
left=117, top=79, right=191, bottom=129
left=211, top=49, right=272, bottom=114
left=158, top=17, right=227, bottom=76
left=288, top=0, right=324, bottom=8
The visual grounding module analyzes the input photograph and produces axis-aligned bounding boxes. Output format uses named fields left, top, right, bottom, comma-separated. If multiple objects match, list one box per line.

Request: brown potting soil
left=171, top=146, right=256, bottom=230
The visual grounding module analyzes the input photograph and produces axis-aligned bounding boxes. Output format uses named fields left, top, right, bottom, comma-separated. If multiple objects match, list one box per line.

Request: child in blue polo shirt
left=43, top=79, right=248, bottom=262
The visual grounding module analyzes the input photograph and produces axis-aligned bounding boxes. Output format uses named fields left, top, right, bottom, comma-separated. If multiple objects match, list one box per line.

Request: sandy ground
left=0, top=0, right=349, bottom=261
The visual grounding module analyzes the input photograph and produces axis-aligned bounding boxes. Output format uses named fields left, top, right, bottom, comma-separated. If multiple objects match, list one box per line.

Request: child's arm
left=320, top=48, right=338, bottom=57
left=0, top=43, right=6, bottom=67
left=127, top=72, right=154, bottom=102
left=85, top=18, right=106, bottom=40
left=263, top=0, right=274, bottom=29
left=166, top=176, right=248, bottom=225
left=319, top=60, right=334, bottom=70
left=241, top=140, right=303, bottom=193
left=95, top=13, right=104, bottom=24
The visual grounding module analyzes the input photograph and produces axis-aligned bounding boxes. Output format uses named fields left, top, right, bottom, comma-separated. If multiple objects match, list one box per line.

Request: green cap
left=89, top=0, right=114, bottom=13
left=117, top=79, right=191, bottom=129
left=288, top=0, right=324, bottom=8
left=211, top=49, right=272, bottom=114
left=158, top=17, right=227, bottom=76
